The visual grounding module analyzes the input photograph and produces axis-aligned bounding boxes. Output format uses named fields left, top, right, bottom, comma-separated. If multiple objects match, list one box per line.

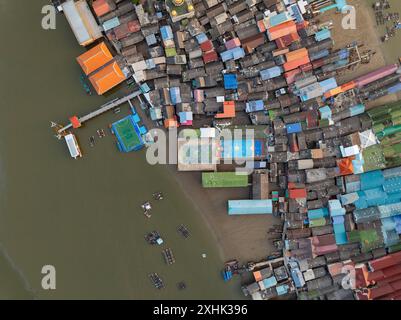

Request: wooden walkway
left=58, top=90, right=142, bottom=134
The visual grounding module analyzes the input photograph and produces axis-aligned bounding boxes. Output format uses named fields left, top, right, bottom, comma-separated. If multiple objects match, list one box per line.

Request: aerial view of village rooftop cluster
left=1, top=0, right=401, bottom=304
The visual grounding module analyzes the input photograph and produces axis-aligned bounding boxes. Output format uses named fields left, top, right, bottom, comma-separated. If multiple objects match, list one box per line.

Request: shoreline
left=127, top=0, right=399, bottom=265
left=322, top=0, right=400, bottom=106
left=165, top=165, right=281, bottom=263
left=130, top=93, right=279, bottom=264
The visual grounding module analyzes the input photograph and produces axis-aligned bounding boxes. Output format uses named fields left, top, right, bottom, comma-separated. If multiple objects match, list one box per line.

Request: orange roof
left=324, top=86, right=343, bottom=99
left=92, top=0, right=112, bottom=17
left=77, top=42, right=113, bottom=75
left=337, top=157, right=354, bottom=175
left=89, top=62, right=125, bottom=95
left=283, top=55, right=310, bottom=72
left=253, top=271, right=262, bottom=282
left=215, top=101, right=236, bottom=118
left=286, top=48, right=308, bottom=63
left=69, top=116, right=81, bottom=129
left=341, top=81, right=356, bottom=92
left=268, top=21, right=297, bottom=40
left=164, top=118, right=179, bottom=129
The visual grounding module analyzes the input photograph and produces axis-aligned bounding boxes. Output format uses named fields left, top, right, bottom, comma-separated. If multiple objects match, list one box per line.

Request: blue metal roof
left=228, top=200, right=273, bottom=215
left=319, top=78, right=338, bottom=93
left=224, top=74, right=238, bottom=90
left=260, top=66, right=283, bottom=80
left=196, top=33, right=208, bottom=44
left=246, top=100, right=264, bottom=113
left=169, top=87, right=182, bottom=105
left=221, top=47, right=245, bottom=62
left=160, top=25, right=173, bottom=41
left=286, top=123, right=302, bottom=134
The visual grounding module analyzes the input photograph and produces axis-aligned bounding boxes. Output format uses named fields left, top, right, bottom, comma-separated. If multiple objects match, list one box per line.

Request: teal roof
left=228, top=200, right=273, bottom=215
left=103, top=17, right=120, bottom=32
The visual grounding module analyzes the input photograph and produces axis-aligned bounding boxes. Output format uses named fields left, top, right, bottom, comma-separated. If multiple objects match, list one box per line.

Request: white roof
left=340, top=145, right=360, bottom=158
left=200, top=128, right=216, bottom=138
left=62, top=0, right=91, bottom=46
left=131, top=60, right=148, bottom=73
left=65, top=134, right=80, bottom=158
left=359, top=129, right=378, bottom=149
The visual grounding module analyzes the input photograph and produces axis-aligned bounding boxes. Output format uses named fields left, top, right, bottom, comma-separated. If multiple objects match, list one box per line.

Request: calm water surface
left=0, top=0, right=243, bottom=299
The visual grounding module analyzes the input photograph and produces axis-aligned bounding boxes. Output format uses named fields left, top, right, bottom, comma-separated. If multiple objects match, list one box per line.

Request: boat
left=222, top=266, right=233, bottom=282
left=80, top=74, right=92, bottom=95
left=89, top=136, right=95, bottom=147
left=145, top=231, right=163, bottom=245
left=222, top=259, right=240, bottom=281
left=141, top=202, right=152, bottom=218
left=177, top=224, right=190, bottom=238
left=177, top=282, right=186, bottom=290
left=152, top=192, right=164, bottom=200
left=162, top=248, right=175, bottom=265
left=113, top=107, right=121, bottom=114
left=149, top=273, right=164, bottom=289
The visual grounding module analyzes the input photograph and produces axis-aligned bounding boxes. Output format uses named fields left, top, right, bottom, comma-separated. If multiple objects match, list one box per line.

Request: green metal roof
left=202, top=172, right=248, bottom=188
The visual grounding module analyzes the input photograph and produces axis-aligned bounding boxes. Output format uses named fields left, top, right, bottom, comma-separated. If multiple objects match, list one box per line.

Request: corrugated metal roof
left=228, top=199, right=273, bottom=215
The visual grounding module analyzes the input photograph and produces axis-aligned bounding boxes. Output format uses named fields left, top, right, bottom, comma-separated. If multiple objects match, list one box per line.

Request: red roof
left=284, top=68, right=301, bottom=84
left=225, top=38, right=241, bottom=50
left=275, top=32, right=300, bottom=49
left=257, top=20, right=266, bottom=32
left=243, top=34, right=265, bottom=53
left=70, top=116, right=81, bottom=129
left=368, top=284, right=393, bottom=300
left=200, top=40, right=213, bottom=52
left=203, top=50, right=218, bottom=64
left=306, top=111, right=318, bottom=129
left=296, top=20, right=309, bottom=31
left=288, top=188, right=307, bottom=199
left=300, top=63, right=313, bottom=72
left=128, top=20, right=141, bottom=33
left=360, top=252, right=401, bottom=299
left=370, top=252, right=401, bottom=271
left=378, top=289, right=401, bottom=300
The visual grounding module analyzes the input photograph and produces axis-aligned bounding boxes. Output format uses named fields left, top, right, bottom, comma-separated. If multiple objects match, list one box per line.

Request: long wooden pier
left=57, top=90, right=142, bottom=134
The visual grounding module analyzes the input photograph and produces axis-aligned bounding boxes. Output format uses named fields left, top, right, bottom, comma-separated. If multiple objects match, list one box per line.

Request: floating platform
left=149, top=273, right=164, bottom=289
left=111, top=115, right=144, bottom=152
left=177, top=224, right=190, bottom=238
left=162, top=248, right=176, bottom=265
left=145, top=231, right=163, bottom=245
left=64, top=133, right=82, bottom=159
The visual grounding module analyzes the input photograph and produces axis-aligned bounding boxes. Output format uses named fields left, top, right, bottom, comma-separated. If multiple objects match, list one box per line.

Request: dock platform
left=162, top=248, right=176, bottom=265
left=57, top=90, right=142, bottom=134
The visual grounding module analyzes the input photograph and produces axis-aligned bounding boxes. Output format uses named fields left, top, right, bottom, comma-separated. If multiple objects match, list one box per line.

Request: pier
left=57, top=90, right=142, bottom=134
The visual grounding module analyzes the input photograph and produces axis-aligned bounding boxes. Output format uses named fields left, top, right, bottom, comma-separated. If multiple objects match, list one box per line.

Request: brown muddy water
left=0, top=0, right=243, bottom=299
